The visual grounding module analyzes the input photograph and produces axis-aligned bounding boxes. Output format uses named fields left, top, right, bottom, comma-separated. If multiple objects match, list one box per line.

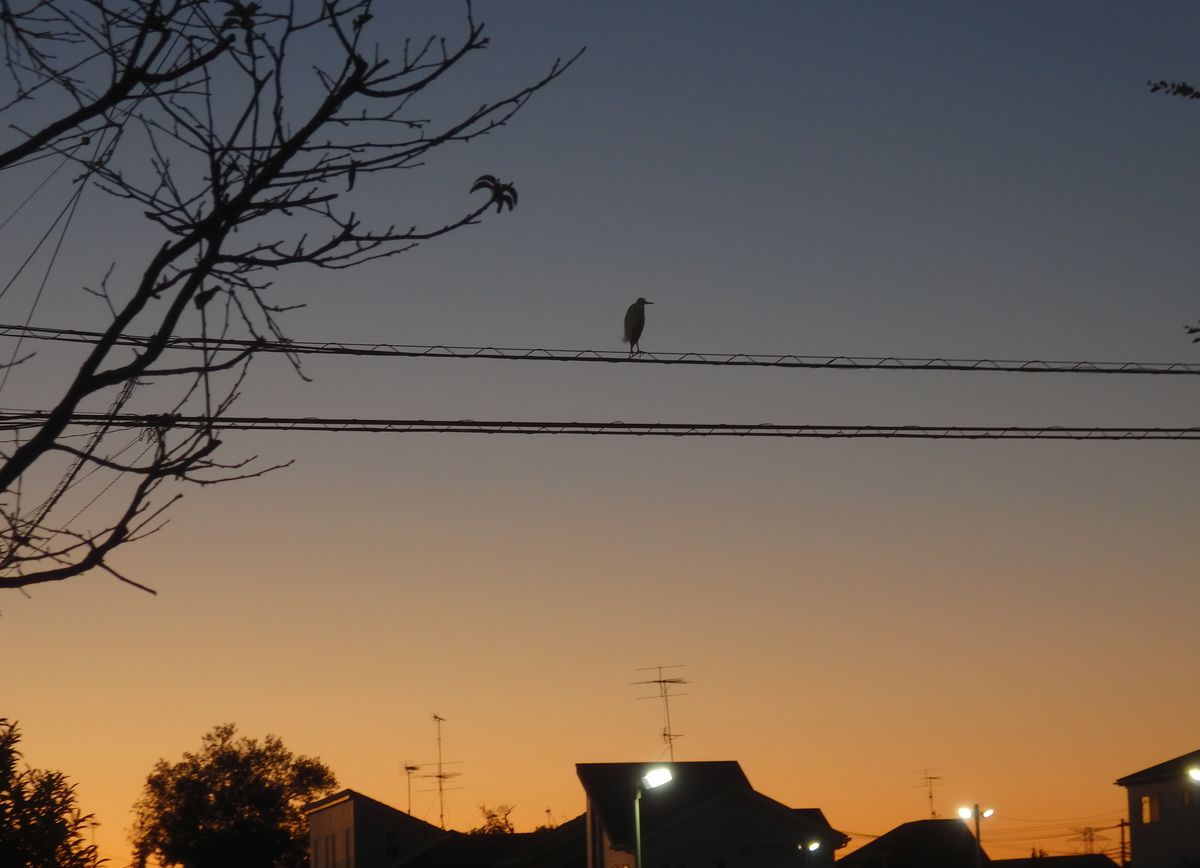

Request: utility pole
left=959, top=803, right=992, bottom=868
left=972, top=805, right=983, bottom=868
left=1119, top=819, right=1128, bottom=868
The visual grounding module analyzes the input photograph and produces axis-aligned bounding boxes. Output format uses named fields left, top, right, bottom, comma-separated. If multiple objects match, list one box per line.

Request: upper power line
left=4, top=323, right=1200, bottom=376
left=2, top=411, right=1197, bottom=440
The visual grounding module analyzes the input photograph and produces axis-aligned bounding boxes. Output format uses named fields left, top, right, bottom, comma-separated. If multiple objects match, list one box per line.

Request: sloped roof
left=576, top=761, right=750, bottom=849
left=304, top=787, right=437, bottom=827
left=305, top=788, right=448, bottom=861
left=398, top=814, right=585, bottom=868
left=837, top=819, right=989, bottom=868
left=575, top=760, right=848, bottom=855
left=1114, top=748, right=1200, bottom=786
left=994, top=855, right=1119, bottom=868
left=653, top=780, right=851, bottom=853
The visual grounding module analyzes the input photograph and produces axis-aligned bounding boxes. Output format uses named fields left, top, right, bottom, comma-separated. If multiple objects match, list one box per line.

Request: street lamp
left=798, top=840, right=822, bottom=864
left=1188, top=766, right=1200, bottom=783
left=958, top=803, right=994, bottom=868
left=635, top=766, right=673, bottom=868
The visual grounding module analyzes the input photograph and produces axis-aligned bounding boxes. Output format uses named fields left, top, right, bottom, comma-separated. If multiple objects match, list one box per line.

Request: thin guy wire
left=0, top=180, right=87, bottom=394
left=59, top=440, right=155, bottom=529
left=0, top=142, right=78, bottom=232
left=1, top=411, right=1197, bottom=440
left=0, top=2, right=201, bottom=354
left=3, top=323, right=1198, bottom=376
left=0, top=188, right=82, bottom=306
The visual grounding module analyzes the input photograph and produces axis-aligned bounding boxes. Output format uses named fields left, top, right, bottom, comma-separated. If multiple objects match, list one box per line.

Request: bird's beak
left=646, top=300, right=654, bottom=304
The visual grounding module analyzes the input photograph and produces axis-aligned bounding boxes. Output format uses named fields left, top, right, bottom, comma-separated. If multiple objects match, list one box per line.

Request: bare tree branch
left=0, top=0, right=581, bottom=591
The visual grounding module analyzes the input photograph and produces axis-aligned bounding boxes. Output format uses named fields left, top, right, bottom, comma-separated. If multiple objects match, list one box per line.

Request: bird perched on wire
left=623, top=297, right=654, bottom=357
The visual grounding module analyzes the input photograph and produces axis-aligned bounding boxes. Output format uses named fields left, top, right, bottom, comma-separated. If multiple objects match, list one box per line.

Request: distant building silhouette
left=1115, top=748, right=1200, bottom=868
left=306, top=789, right=445, bottom=868
left=994, top=855, right=1120, bottom=868
left=576, top=760, right=847, bottom=868
left=305, top=762, right=848, bottom=868
left=402, top=817, right=585, bottom=868
left=304, top=788, right=584, bottom=868
left=836, top=819, right=988, bottom=868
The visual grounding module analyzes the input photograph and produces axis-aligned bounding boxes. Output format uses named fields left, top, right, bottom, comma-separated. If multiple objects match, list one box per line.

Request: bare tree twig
left=0, top=0, right=579, bottom=591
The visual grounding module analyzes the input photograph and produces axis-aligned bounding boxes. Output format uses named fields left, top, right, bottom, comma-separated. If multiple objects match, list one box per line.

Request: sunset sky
left=3, top=1, right=1199, bottom=865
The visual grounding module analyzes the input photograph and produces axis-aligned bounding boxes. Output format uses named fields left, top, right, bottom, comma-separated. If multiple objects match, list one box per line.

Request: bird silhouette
left=623, top=297, right=654, bottom=357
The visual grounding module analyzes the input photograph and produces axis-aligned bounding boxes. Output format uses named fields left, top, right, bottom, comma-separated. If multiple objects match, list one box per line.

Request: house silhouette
left=576, top=761, right=847, bottom=868
left=1114, top=747, right=1200, bottom=868
left=305, top=788, right=584, bottom=868
left=305, top=760, right=847, bottom=868
left=836, top=819, right=988, bottom=868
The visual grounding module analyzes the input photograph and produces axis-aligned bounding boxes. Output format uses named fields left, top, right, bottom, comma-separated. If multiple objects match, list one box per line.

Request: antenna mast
left=913, top=768, right=942, bottom=818
left=633, top=664, right=689, bottom=761
left=425, top=713, right=462, bottom=829
left=403, top=762, right=420, bottom=814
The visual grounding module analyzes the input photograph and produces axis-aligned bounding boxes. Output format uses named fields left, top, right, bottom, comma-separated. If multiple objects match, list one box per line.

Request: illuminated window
left=1141, top=794, right=1160, bottom=824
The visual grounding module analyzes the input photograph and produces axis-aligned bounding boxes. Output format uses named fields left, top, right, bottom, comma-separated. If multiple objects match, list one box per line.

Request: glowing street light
left=958, top=805, right=994, bottom=820
left=1188, top=766, right=1200, bottom=783
left=635, top=766, right=673, bottom=868
left=643, top=767, right=673, bottom=789
left=796, top=839, right=823, bottom=864
left=959, top=803, right=994, bottom=868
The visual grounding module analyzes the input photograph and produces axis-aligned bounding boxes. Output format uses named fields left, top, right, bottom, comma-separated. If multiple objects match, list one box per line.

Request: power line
left=2, top=410, right=1198, bottom=440
left=4, top=323, right=1200, bottom=376
left=996, top=811, right=1125, bottom=824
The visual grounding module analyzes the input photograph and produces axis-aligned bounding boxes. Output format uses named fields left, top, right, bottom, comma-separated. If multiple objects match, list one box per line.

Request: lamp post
left=798, top=839, right=822, bottom=865
left=635, top=766, right=673, bottom=868
left=958, top=803, right=994, bottom=868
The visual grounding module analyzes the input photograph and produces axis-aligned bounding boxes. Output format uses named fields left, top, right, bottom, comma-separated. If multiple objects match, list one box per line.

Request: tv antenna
left=402, top=762, right=420, bottom=814
left=417, top=714, right=463, bottom=829
left=633, top=664, right=688, bottom=761
left=913, top=768, right=942, bottom=818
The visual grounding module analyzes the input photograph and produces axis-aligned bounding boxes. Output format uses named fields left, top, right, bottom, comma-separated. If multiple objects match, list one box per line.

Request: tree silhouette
left=0, top=718, right=102, bottom=868
left=469, top=803, right=516, bottom=835
left=130, top=723, right=336, bottom=868
left=0, top=1, right=581, bottom=593
left=1147, top=78, right=1200, bottom=339
left=1148, top=79, right=1200, bottom=100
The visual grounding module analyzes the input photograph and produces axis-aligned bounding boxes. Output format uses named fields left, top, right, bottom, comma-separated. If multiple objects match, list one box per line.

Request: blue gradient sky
left=3, top=2, right=1199, bottom=863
